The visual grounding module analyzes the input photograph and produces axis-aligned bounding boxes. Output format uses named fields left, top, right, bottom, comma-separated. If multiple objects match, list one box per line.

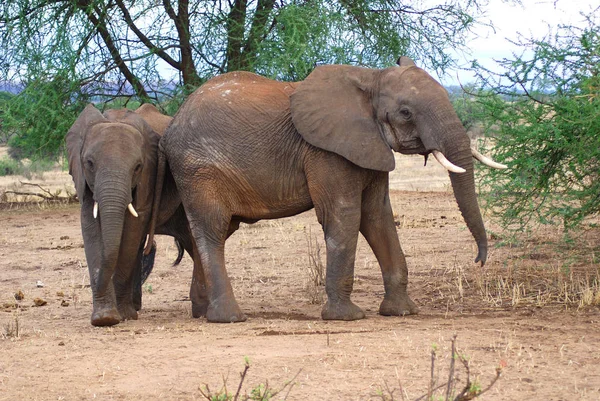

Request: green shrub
left=0, top=157, right=23, bottom=176
left=2, top=72, right=87, bottom=162
left=474, top=15, right=600, bottom=230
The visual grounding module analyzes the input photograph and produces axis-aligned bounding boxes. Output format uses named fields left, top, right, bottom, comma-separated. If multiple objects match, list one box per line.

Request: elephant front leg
left=114, top=266, right=139, bottom=321
left=89, top=267, right=122, bottom=326
left=360, top=184, right=418, bottom=316
left=318, top=206, right=365, bottom=321
left=81, top=210, right=122, bottom=327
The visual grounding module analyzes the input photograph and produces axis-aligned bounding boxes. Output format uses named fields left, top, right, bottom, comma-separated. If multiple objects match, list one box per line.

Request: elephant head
left=291, top=58, right=504, bottom=265
left=66, top=104, right=160, bottom=326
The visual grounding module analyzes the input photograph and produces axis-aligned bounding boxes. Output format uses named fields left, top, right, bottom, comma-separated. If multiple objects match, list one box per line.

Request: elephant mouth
left=380, top=121, right=426, bottom=155
left=396, top=139, right=426, bottom=155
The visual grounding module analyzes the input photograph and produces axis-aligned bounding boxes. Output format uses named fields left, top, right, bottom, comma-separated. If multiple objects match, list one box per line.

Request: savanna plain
left=1, top=153, right=599, bottom=400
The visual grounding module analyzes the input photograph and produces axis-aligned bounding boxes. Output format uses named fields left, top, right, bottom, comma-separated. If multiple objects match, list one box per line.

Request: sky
left=439, top=0, right=599, bottom=85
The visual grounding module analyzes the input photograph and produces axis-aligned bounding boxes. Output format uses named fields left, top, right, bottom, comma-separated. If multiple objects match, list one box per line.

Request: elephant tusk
left=128, top=203, right=139, bottom=218
left=471, top=147, right=508, bottom=169
left=432, top=150, right=466, bottom=174
left=93, top=201, right=98, bottom=219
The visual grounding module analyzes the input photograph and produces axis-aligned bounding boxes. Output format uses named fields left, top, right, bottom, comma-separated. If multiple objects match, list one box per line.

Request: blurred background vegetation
left=0, top=0, right=599, bottom=230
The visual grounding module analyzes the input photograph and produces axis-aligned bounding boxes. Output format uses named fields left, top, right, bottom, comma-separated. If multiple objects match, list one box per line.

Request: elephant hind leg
left=190, top=245, right=208, bottom=318
left=186, top=203, right=246, bottom=323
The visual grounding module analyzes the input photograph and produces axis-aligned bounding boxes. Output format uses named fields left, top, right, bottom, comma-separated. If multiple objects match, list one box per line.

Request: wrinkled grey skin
left=153, top=57, right=487, bottom=323
left=67, top=104, right=203, bottom=327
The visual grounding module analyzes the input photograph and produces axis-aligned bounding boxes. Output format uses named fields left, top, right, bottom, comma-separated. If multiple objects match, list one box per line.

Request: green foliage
left=473, top=12, right=600, bottom=230
left=0, top=91, right=14, bottom=144
left=2, top=71, right=87, bottom=161
left=253, top=1, right=484, bottom=81
left=199, top=359, right=298, bottom=401
left=450, top=85, right=490, bottom=134
left=0, top=0, right=488, bottom=161
left=0, top=157, right=22, bottom=176
left=1, top=0, right=487, bottom=95
left=0, top=92, right=13, bottom=102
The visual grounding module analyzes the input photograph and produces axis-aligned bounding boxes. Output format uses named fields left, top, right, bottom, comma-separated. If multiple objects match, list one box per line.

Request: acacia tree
left=472, top=11, right=600, bottom=229
left=0, top=0, right=490, bottom=159
left=1, top=0, right=489, bottom=97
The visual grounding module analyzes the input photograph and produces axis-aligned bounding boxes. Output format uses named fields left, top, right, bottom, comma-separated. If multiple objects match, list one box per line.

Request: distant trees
left=472, top=11, right=600, bottom=229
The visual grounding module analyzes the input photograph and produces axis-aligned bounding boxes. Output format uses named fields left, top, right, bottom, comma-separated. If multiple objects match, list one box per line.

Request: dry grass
left=419, top=226, right=600, bottom=312
left=2, top=310, right=20, bottom=339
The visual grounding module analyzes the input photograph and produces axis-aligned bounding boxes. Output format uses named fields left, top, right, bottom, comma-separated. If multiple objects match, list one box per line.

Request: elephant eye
left=86, top=159, right=95, bottom=171
left=399, top=108, right=412, bottom=120
left=134, top=163, right=143, bottom=174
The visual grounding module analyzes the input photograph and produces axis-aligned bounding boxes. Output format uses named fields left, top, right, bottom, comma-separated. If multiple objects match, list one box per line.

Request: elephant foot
left=321, top=299, right=365, bottom=321
left=206, top=297, right=247, bottom=323
left=118, top=303, right=139, bottom=321
left=379, top=295, right=419, bottom=316
left=191, top=300, right=209, bottom=318
left=91, top=307, right=121, bottom=327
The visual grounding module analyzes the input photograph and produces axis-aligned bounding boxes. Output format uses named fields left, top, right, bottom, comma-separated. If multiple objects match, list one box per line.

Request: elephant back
left=163, top=72, right=299, bottom=153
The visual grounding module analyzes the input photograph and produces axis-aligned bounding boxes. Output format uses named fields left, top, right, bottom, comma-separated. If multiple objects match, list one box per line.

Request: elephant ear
left=134, top=104, right=172, bottom=136
left=396, top=56, right=416, bottom=67
left=290, top=65, right=395, bottom=172
left=119, top=111, right=161, bottom=209
left=65, top=104, right=107, bottom=203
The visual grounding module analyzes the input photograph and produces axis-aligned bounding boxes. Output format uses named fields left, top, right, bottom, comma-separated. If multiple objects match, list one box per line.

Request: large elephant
left=67, top=104, right=203, bottom=326
left=150, top=57, right=504, bottom=323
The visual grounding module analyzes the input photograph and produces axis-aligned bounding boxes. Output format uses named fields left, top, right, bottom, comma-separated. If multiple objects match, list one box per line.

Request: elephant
left=148, top=57, right=505, bottom=323
left=66, top=104, right=204, bottom=326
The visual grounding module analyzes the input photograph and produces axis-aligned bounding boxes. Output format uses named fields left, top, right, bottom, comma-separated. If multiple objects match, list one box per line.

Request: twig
left=281, top=369, right=302, bottom=401
left=454, top=355, right=502, bottom=401
left=413, top=336, right=502, bottom=401
left=233, top=361, right=250, bottom=401
left=428, top=346, right=436, bottom=400
left=414, top=383, right=450, bottom=401
left=453, top=351, right=473, bottom=400
left=20, top=181, right=55, bottom=197
left=3, top=191, right=49, bottom=199
left=445, top=335, right=457, bottom=401
left=260, top=369, right=302, bottom=400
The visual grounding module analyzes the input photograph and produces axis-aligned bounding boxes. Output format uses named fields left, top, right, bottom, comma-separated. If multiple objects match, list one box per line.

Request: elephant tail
left=173, top=238, right=184, bottom=266
left=141, top=240, right=157, bottom=284
left=144, top=142, right=166, bottom=255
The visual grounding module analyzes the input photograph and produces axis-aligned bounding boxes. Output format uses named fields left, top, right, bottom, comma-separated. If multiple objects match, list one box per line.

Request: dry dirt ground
left=1, top=154, right=600, bottom=400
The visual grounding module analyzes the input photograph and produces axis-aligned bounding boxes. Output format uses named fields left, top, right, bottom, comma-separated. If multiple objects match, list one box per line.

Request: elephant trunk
left=431, top=108, right=488, bottom=265
left=91, top=176, right=132, bottom=326
left=447, top=152, right=488, bottom=265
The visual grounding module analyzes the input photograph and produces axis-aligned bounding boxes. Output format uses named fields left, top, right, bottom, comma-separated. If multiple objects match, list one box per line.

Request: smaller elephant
left=66, top=104, right=204, bottom=326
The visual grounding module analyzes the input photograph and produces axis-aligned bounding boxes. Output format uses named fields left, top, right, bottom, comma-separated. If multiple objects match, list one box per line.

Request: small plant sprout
left=375, top=335, right=502, bottom=401
left=198, top=359, right=301, bottom=401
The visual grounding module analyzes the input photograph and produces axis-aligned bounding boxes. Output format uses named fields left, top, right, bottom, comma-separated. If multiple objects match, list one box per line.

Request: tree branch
left=225, top=0, right=247, bottom=72
left=75, top=0, right=149, bottom=99
left=114, top=0, right=181, bottom=70
left=239, top=0, right=276, bottom=70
